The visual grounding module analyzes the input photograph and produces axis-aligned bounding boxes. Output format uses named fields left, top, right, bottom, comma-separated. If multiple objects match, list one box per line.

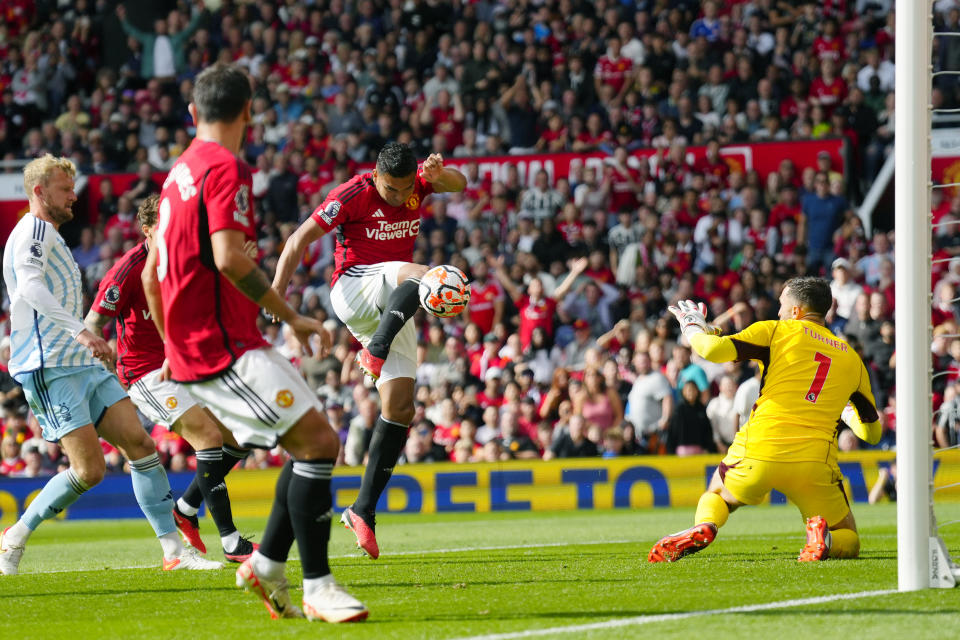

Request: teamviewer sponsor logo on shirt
left=365, top=219, right=420, bottom=240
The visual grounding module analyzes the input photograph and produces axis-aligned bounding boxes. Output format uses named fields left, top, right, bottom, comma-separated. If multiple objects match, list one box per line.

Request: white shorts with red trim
left=185, top=347, right=321, bottom=449
left=127, top=367, right=197, bottom=428
left=329, top=261, right=417, bottom=387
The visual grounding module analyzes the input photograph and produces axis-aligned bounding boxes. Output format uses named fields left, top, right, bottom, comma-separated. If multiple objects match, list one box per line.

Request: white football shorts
left=128, top=367, right=197, bottom=428
left=329, top=261, right=417, bottom=387
left=185, top=347, right=321, bottom=449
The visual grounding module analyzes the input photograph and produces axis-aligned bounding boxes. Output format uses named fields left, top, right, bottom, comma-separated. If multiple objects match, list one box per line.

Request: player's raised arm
left=211, top=228, right=328, bottom=357
left=668, top=300, right=764, bottom=364
left=420, top=153, right=466, bottom=193
left=272, top=216, right=326, bottom=297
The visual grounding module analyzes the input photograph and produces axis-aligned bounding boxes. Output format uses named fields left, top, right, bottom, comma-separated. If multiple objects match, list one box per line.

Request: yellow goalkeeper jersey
left=691, top=319, right=880, bottom=462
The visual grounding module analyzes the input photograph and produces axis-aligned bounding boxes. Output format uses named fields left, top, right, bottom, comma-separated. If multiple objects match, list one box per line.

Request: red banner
left=396, top=138, right=845, bottom=189
left=78, top=138, right=845, bottom=228
left=0, top=201, right=28, bottom=244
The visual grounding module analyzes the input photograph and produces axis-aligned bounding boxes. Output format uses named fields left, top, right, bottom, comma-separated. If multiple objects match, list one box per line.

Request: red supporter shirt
left=311, top=172, right=435, bottom=285
left=812, top=36, right=844, bottom=62
left=809, top=76, right=847, bottom=112
left=91, top=242, right=164, bottom=386
left=467, top=280, right=503, bottom=334
left=104, top=213, right=139, bottom=242
left=158, top=139, right=268, bottom=382
left=298, top=173, right=324, bottom=198
left=608, top=168, right=640, bottom=212
left=594, top=56, right=633, bottom=93
left=769, top=202, right=802, bottom=228
left=518, top=295, right=557, bottom=350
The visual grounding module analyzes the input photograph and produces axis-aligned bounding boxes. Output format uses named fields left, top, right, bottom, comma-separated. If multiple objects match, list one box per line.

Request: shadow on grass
left=7, top=585, right=238, bottom=598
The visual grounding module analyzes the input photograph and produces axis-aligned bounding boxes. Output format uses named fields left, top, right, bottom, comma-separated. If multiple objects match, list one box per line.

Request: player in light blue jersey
left=0, top=154, right=222, bottom=574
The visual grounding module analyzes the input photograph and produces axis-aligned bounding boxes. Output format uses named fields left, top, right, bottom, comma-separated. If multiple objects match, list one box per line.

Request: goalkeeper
left=648, top=277, right=882, bottom=563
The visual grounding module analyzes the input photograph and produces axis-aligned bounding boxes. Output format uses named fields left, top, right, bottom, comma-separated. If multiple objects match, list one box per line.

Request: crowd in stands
left=2, top=0, right=955, bottom=477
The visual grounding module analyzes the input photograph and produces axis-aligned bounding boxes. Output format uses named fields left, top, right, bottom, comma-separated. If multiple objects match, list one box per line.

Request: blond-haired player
left=649, top=277, right=881, bottom=563
left=1, top=155, right=220, bottom=574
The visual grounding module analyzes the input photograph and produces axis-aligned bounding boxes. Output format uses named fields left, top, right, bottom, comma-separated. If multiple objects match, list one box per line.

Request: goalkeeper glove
left=668, top=300, right=716, bottom=340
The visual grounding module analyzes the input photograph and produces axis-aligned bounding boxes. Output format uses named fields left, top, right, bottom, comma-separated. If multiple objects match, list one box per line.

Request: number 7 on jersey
left=805, top=352, right=832, bottom=403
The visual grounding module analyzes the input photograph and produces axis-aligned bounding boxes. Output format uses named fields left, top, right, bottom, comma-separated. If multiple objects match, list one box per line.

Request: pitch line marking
left=450, top=589, right=899, bottom=640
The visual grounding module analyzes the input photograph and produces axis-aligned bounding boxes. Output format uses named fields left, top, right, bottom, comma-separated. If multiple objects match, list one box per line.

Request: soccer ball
left=418, top=265, right=471, bottom=318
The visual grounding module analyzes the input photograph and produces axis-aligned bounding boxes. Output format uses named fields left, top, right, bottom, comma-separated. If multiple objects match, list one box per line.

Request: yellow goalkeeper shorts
left=719, top=443, right=850, bottom=527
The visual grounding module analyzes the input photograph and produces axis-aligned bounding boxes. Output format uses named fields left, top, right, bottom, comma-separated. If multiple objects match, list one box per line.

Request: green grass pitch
left=2, top=503, right=958, bottom=639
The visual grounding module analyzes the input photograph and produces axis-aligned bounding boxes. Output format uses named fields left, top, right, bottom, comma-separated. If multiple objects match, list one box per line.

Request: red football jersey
left=158, top=139, right=268, bottom=382
left=809, top=77, right=847, bottom=112
left=517, top=295, right=557, bottom=350
left=92, top=242, right=164, bottom=386
left=594, top=55, right=632, bottom=93
left=311, top=171, right=435, bottom=285
left=466, top=280, right=503, bottom=335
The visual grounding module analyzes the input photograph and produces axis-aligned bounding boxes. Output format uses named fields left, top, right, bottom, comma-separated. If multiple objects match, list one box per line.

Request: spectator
left=830, top=258, right=864, bottom=323
left=491, top=255, right=586, bottom=351
left=519, top=170, right=564, bottom=224
left=626, top=351, right=674, bottom=451
left=800, top=171, right=848, bottom=274
left=544, top=415, right=599, bottom=460
left=665, top=380, right=718, bottom=456
left=498, top=408, right=539, bottom=460
left=1, top=435, right=25, bottom=476
left=706, top=375, right=739, bottom=453
left=344, top=398, right=379, bottom=467
left=868, top=462, right=897, bottom=504
left=116, top=2, right=207, bottom=82
left=572, top=367, right=624, bottom=434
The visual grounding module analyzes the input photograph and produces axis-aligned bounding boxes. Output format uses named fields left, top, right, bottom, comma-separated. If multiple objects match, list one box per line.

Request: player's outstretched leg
left=649, top=491, right=727, bottom=562
left=173, top=407, right=255, bottom=561
left=342, top=416, right=408, bottom=560
left=345, top=375, right=415, bottom=559
left=356, top=267, right=425, bottom=380
left=286, top=409, right=367, bottom=622
left=177, top=444, right=252, bottom=558
left=101, top=399, right=223, bottom=570
left=0, top=464, right=95, bottom=575
left=236, top=460, right=303, bottom=619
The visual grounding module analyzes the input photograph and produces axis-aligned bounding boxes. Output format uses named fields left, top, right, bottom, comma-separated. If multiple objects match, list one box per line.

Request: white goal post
left=896, top=0, right=958, bottom=591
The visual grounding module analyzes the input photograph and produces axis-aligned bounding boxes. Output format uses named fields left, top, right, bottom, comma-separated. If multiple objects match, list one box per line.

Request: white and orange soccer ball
left=418, top=265, right=471, bottom=318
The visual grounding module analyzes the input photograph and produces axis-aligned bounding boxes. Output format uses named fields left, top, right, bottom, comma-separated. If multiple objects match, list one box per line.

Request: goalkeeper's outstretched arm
left=668, top=300, right=738, bottom=362
left=688, top=332, right=738, bottom=363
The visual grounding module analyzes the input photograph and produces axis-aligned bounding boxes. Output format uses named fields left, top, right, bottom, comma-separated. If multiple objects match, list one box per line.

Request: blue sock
left=129, top=453, right=176, bottom=537
left=21, top=468, right=90, bottom=530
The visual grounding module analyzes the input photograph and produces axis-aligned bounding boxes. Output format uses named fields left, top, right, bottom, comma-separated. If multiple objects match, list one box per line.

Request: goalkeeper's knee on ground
left=829, top=528, right=860, bottom=559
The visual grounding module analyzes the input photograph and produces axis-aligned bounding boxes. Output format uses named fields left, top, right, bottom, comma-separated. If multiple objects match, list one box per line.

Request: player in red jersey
left=85, top=194, right=255, bottom=563
left=143, top=64, right=367, bottom=623
left=271, top=142, right=466, bottom=559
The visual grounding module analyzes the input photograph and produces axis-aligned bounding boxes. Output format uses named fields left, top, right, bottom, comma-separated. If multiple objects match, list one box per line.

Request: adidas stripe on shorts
left=329, top=261, right=418, bottom=387
left=127, top=367, right=198, bottom=428
left=185, top=347, right=321, bottom=449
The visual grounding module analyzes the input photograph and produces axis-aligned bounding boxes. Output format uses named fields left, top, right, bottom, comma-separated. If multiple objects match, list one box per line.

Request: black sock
left=366, top=278, right=421, bottom=359
left=258, top=458, right=296, bottom=563
left=181, top=445, right=247, bottom=511
left=288, top=459, right=335, bottom=579
left=353, top=416, right=408, bottom=515
left=192, top=448, right=238, bottom=537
